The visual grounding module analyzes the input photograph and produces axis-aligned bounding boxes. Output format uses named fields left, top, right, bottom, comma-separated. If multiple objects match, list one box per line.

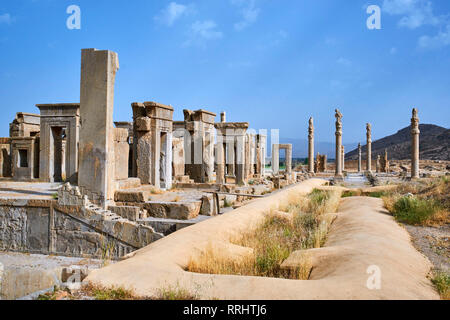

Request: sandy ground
left=85, top=179, right=439, bottom=300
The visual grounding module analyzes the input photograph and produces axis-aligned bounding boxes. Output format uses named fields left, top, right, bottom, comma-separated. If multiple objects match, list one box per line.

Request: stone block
left=143, top=201, right=201, bottom=220
left=114, top=191, right=147, bottom=203
left=108, top=206, right=141, bottom=221
left=200, top=194, right=216, bottom=216
left=135, top=117, right=151, bottom=132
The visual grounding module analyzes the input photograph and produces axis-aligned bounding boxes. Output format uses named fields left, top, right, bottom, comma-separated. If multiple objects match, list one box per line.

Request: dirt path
left=85, top=182, right=439, bottom=300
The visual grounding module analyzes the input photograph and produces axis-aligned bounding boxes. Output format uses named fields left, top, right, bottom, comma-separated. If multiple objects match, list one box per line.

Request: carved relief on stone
left=411, top=108, right=420, bottom=134
left=308, top=117, right=314, bottom=138
left=335, top=109, right=343, bottom=136
left=366, top=123, right=372, bottom=143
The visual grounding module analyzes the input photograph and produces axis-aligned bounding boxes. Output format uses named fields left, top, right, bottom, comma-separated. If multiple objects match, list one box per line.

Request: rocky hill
left=346, top=124, right=450, bottom=161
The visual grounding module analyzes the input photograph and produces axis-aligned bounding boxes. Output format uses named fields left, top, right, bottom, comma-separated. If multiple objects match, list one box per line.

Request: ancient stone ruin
left=0, top=48, right=292, bottom=261
left=411, top=108, right=420, bottom=179
left=334, top=109, right=343, bottom=179
left=315, top=153, right=328, bottom=173
left=0, top=48, right=429, bottom=276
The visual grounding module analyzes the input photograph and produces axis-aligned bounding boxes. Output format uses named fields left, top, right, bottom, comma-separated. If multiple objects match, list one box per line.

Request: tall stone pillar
left=255, top=134, right=266, bottom=177
left=272, top=144, right=280, bottom=175
left=235, top=134, right=246, bottom=185
left=216, top=136, right=225, bottom=184
left=285, top=145, right=292, bottom=175
left=220, top=112, right=226, bottom=123
left=358, top=143, right=362, bottom=173
left=411, top=108, right=420, bottom=179
left=226, top=138, right=235, bottom=176
left=335, top=109, right=343, bottom=178
left=308, top=117, right=314, bottom=174
left=78, top=48, right=119, bottom=207
left=376, top=155, right=381, bottom=173
left=61, top=138, right=66, bottom=181
left=366, top=123, right=372, bottom=173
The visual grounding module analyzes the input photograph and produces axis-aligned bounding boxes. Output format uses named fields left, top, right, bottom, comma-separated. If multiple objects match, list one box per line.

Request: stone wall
left=0, top=192, right=161, bottom=259
left=0, top=138, right=11, bottom=178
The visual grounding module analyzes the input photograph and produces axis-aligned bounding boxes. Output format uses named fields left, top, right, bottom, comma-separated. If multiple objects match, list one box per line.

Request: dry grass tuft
left=79, top=283, right=145, bottom=300
left=187, top=189, right=341, bottom=280
left=155, top=284, right=200, bottom=300
left=38, top=283, right=149, bottom=300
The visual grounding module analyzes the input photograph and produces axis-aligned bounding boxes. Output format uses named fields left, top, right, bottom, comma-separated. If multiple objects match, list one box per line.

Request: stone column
left=411, top=108, right=420, bottom=179
left=244, top=134, right=251, bottom=180
left=78, top=48, right=119, bottom=207
left=226, top=138, right=235, bottom=176
left=235, top=134, right=246, bottom=185
left=341, top=145, right=345, bottom=171
left=366, top=123, right=372, bottom=173
left=383, top=149, right=389, bottom=173
left=358, top=143, right=362, bottom=173
left=335, top=109, right=343, bottom=178
left=220, top=112, right=226, bottom=123
left=376, top=155, right=381, bottom=173
left=260, top=135, right=266, bottom=176
left=272, top=144, right=280, bottom=175
left=216, top=136, right=225, bottom=184
left=61, top=138, right=66, bottom=181
left=308, top=117, right=314, bottom=174
left=285, top=145, right=292, bottom=175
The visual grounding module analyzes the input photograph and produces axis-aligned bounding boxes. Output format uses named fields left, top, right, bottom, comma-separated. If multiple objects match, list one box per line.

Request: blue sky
left=0, top=0, right=449, bottom=144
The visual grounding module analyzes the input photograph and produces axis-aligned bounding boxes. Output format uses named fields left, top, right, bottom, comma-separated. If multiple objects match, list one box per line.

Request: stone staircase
left=56, top=183, right=163, bottom=256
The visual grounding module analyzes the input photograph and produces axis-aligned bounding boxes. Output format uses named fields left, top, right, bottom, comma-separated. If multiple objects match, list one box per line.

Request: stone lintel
left=114, top=121, right=133, bottom=127
left=214, top=122, right=249, bottom=130
left=173, top=121, right=185, bottom=127
left=14, top=113, right=41, bottom=125
left=11, top=137, right=38, bottom=142
left=194, top=109, right=217, bottom=116
left=36, top=103, right=80, bottom=117
left=277, top=144, right=292, bottom=150
left=143, top=101, right=174, bottom=111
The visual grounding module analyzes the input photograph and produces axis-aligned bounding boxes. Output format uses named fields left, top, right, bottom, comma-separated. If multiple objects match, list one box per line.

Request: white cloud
left=183, top=20, right=223, bottom=47
left=383, top=0, right=450, bottom=50
left=382, top=0, right=441, bottom=29
left=232, top=0, right=260, bottom=31
left=337, top=57, right=352, bottom=66
left=0, top=13, right=13, bottom=25
left=418, top=25, right=450, bottom=49
left=154, top=2, right=190, bottom=27
left=325, top=37, right=338, bottom=46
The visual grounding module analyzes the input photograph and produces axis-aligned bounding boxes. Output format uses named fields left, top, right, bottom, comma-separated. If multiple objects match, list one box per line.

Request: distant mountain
left=346, top=124, right=450, bottom=161
left=278, top=138, right=358, bottom=159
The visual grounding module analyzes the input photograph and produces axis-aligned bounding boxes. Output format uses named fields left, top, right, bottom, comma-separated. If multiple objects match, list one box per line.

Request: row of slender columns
left=307, top=108, right=420, bottom=179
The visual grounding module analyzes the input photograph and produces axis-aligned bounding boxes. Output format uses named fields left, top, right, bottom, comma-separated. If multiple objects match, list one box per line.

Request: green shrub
left=392, top=196, right=438, bottom=225
left=432, top=272, right=450, bottom=300
left=368, top=191, right=387, bottom=198
left=342, top=190, right=356, bottom=198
